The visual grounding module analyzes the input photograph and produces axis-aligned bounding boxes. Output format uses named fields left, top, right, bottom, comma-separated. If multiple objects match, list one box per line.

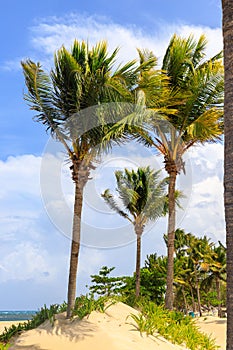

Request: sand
left=0, top=303, right=226, bottom=350
left=196, top=316, right=226, bottom=350
left=0, top=322, right=21, bottom=334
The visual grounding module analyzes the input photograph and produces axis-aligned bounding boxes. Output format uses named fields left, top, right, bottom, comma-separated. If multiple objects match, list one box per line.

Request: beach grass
left=128, top=301, right=218, bottom=350
left=0, top=296, right=220, bottom=349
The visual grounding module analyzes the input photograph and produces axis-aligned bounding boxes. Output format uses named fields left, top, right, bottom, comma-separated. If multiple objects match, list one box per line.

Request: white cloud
left=0, top=242, right=53, bottom=282
left=3, top=13, right=222, bottom=73
left=0, top=154, right=41, bottom=198
left=181, top=143, right=225, bottom=244
left=29, top=13, right=222, bottom=68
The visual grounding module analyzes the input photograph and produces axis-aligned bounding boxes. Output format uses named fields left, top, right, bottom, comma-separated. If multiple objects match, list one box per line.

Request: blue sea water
left=0, top=311, right=36, bottom=322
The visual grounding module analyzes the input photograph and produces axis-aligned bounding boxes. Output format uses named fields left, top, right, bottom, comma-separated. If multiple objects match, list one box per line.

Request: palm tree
left=222, top=0, right=233, bottom=347
left=153, top=35, right=224, bottom=310
left=186, top=234, right=215, bottom=317
left=21, top=40, right=152, bottom=318
left=201, top=242, right=226, bottom=317
left=102, top=166, right=167, bottom=297
left=105, top=34, right=224, bottom=309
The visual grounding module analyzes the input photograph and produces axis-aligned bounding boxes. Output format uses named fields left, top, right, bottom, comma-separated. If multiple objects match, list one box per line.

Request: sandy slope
left=196, top=316, right=226, bottom=350
left=0, top=303, right=225, bottom=350
left=8, top=303, right=186, bottom=350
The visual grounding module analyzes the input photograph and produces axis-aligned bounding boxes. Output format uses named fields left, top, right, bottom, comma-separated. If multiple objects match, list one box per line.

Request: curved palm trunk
left=222, top=1, right=233, bottom=347
left=67, top=182, right=84, bottom=318
left=216, top=277, right=222, bottom=318
left=135, top=226, right=143, bottom=298
left=165, top=171, right=177, bottom=310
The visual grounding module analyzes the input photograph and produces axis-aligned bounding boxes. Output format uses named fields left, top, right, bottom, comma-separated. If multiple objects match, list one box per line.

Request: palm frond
left=185, top=108, right=223, bottom=144
left=101, top=189, right=132, bottom=222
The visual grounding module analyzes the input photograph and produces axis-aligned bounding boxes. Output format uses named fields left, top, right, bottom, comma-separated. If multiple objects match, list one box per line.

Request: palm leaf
left=101, top=189, right=132, bottom=222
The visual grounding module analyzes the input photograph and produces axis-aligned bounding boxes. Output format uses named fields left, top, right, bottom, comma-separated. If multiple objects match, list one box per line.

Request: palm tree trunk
left=181, top=286, right=188, bottom=314
left=165, top=171, right=177, bottom=310
left=135, top=227, right=142, bottom=298
left=67, top=182, right=84, bottom=318
left=194, top=265, right=202, bottom=317
left=222, top=1, right=233, bottom=348
left=190, top=284, right=196, bottom=312
left=216, top=277, right=222, bottom=318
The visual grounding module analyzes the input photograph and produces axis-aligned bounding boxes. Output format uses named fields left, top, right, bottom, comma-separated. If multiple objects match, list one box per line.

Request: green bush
left=129, top=302, right=218, bottom=350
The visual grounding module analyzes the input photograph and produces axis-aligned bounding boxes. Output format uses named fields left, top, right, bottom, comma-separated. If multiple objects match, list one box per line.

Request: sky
left=0, top=0, right=224, bottom=310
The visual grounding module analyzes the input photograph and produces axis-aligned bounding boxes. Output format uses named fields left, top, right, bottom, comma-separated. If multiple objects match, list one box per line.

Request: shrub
left=128, top=302, right=218, bottom=350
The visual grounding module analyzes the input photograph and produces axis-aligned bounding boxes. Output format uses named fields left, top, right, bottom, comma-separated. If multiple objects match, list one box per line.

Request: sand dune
left=0, top=303, right=225, bottom=350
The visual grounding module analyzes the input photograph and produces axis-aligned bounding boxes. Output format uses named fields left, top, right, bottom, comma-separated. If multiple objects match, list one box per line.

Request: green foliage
left=0, top=342, right=10, bottom=349
left=0, top=304, right=61, bottom=344
left=120, top=268, right=166, bottom=305
left=72, top=294, right=115, bottom=319
left=163, top=229, right=226, bottom=313
left=89, top=266, right=126, bottom=297
left=129, top=302, right=218, bottom=350
left=102, top=167, right=167, bottom=223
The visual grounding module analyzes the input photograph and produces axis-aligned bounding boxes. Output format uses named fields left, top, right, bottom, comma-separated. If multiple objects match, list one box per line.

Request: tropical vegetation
left=21, top=40, right=155, bottom=317
left=21, top=34, right=225, bottom=350
left=88, top=230, right=226, bottom=315
left=102, top=166, right=167, bottom=297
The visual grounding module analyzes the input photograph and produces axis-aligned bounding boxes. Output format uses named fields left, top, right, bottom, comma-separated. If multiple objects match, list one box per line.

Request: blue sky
left=0, top=0, right=224, bottom=310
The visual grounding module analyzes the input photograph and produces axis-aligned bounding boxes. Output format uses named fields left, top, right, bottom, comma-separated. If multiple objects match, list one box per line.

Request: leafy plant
left=89, top=266, right=126, bottom=297
left=72, top=295, right=115, bottom=319
left=128, top=302, right=218, bottom=350
left=0, top=343, right=10, bottom=350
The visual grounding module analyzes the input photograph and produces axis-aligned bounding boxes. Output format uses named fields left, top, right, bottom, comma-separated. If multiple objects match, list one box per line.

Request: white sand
left=0, top=303, right=225, bottom=350
left=196, top=316, right=226, bottom=350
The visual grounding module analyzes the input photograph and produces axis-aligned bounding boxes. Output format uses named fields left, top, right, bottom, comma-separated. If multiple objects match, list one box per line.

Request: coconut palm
left=152, top=35, right=224, bottom=310
left=102, top=167, right=167, bottom=297
left=186, top=234, right=216, bottom=317
left=21, top=40, right=155, bottom=318
left=222, top=0, right=233, bottom=347
left=109, top=34, right=224, bottom=309
left=201, top=242, right=226, bottom=317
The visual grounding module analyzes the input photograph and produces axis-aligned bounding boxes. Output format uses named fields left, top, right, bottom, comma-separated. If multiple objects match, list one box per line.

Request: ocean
left=0, top=311, right=36, bottom=322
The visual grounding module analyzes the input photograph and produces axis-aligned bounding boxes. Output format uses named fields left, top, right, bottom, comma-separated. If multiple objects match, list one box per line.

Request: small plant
left=57, top=301, right=68, bottom=313
left=0, top=343, right=10, bottom=350
left=72, top=295, right=115, bottom=319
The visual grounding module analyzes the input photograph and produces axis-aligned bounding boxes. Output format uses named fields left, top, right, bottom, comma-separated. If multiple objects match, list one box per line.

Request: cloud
left=0, top=242, right=53, bottom=282
left=181, top=143, right=225, bottom=244
left=3, top=12, right=222, bottom=73
left=0, top=141, right=225, bottom=306
left=29, top=13, right=222, bottom=67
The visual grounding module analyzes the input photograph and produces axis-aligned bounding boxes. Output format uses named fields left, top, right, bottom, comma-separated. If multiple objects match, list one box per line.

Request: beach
left=0, top=303, right=226, bottom=350
left=196, top=316, right=226, bottom=350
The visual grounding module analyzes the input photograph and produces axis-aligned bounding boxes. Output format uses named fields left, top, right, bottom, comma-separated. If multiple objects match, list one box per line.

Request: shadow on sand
left=9, top=314, right=99, bottom=349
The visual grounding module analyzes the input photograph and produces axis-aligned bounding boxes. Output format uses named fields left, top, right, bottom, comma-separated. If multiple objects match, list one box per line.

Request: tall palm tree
left=102, top=167, right=167, bottom=297
left=105, top=34, right=224, bottom=309
left=21, top=40, right=152, bottom=318
left=153, top=35, right=224, bottom=310
left=222, top=0, right=233, bottom=347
